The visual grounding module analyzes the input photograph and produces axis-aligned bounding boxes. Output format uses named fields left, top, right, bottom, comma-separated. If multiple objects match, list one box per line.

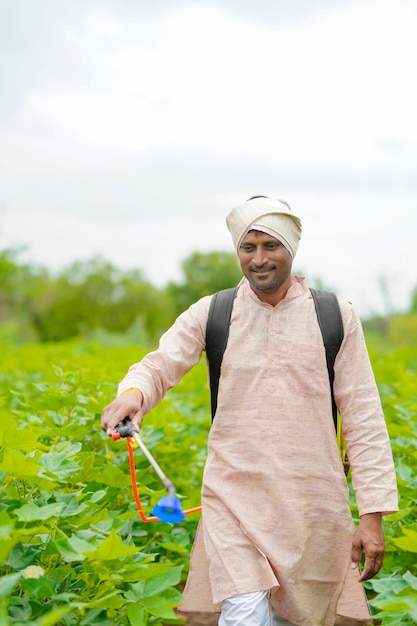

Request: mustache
left=249, top=264, right=276, bottom=272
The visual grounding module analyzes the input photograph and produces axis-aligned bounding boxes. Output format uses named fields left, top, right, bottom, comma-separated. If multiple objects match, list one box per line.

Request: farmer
left=101, top=196, right=398, bottom=626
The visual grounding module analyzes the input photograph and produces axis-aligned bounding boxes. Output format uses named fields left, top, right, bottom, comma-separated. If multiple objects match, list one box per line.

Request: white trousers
left=218, top=591, right=296, bottom=626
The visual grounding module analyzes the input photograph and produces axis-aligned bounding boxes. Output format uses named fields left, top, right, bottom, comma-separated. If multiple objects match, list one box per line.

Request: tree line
left=1, top=246, right=416, bottom=345
left=0, top=247, right=242, bottom=344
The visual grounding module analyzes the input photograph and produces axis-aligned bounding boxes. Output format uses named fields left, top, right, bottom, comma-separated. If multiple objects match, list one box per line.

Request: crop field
left=1, top=338, right=416, bottom=625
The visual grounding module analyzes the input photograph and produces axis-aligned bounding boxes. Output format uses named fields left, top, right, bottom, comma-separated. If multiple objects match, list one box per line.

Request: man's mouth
left=250, top=266, right=275, bottom=274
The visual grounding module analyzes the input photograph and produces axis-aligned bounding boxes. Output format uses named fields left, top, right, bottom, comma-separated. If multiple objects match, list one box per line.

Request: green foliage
left=0, top=247, right=242, bottom=344
left=409, top=287, right=417, bottom=315
left=388, top=314, right=417, bottom=347
left=363, top=343, right=417, bottom=624
left=166, top=251, right=242, bottom=316
left=0, top=248, right=46, bottom=343
left=0, top=340, right=210, bottom=624
left=363, top=314, right=417, bottom=348
left=1, top=330, right=416, bottom=623
left=23, top=257, right=167, bottom=344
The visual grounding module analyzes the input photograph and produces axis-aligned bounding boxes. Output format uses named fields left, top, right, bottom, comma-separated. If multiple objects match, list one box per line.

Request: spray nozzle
left=152, top=495, right=185, bottom=523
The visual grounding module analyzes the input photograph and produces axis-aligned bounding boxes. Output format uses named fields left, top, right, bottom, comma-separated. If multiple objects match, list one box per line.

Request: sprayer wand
left=112, top=418, right=176, bottom=497
left=111, top=417, right=201, bottom=523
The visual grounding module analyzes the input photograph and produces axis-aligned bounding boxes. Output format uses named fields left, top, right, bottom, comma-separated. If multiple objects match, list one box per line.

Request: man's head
left=226, top=196, right=302, bottom=302
left=226, top=195, right=302, bottom=258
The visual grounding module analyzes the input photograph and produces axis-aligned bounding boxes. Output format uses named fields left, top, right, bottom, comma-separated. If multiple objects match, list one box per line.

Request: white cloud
left=5, top=0, right=416, bottom=165
left=0, top=0, right=416, bottom=316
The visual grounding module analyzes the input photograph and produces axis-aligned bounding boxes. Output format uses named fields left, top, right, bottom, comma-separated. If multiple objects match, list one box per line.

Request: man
left=101, top=196, right=398, bottom=626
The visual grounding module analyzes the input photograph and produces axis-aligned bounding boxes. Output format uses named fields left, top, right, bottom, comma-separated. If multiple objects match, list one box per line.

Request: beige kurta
left=118, top=277, right=398, bottom=626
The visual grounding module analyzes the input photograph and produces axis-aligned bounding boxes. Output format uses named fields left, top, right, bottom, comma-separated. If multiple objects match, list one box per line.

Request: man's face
left=238, top=230, right=293, bottom=297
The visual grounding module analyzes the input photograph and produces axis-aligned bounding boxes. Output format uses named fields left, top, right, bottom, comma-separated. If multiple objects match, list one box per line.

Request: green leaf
left=125, top=564, right=179, bottom=601
left=0, top=416, right=42, bottom=451
left=140, top=595, right=178, bottom=620
left=15, top=501, right=66, bottom=521
left=21, top=576, right=56, bottom=600
left=97, top=463, right=131, bottom=488
left=366, top=575, right=409, bottom=595
left=84, top=529, right=138, bottom=561
left=385, top=506, right=415, bottom=522
left=0, top=512, right=18, bottom=560
left=0, top=509, right=14, bottom=538
left=403, top=571, right=417, bottom=591
left=156, top=541, right=188, bottom=554
left=141, top=565, right=182, bottom=598
left=0, top=448, right=41, bottom=478
left=0, top=535, right=18, bottom=564
left=38, top=450, right=81, bottom=480
left=35, top=605, right=74, bottom=626
left=50, top=592, right=78, bottom=603
left=118, top=563, right=170, bottom=583
left=47, top=534, right=92, bottom=562
left=6, top=544, right=41, bottom=569
left=127, top=603, right=148, bottom=625
left=87, top=591, right=125, bottom=609
left=54, top=493, right=88, bottom=517
left=391, top=528, right=417, bottom=553
left=90, top=489, right=107, bottom=503
left=0, top=572, right=22, bottom=598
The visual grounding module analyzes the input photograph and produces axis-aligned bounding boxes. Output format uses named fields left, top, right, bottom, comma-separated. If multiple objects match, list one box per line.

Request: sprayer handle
left=113, top=417, right=137, bottom=439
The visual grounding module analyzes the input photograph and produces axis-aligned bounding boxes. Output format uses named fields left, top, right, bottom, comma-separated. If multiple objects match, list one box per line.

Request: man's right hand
left=100, top=390, right=144, bottom=436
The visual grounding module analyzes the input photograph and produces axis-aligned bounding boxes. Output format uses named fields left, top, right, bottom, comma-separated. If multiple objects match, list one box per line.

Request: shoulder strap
left=206, top=287, right=239, bottom=420
left=205, top=286, right=344, bottom=430
left=309, top=288, right=344, bottom=430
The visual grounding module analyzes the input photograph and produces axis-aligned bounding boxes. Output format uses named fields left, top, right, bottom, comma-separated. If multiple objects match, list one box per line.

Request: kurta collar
left=241, top=275, right=309, bottom=308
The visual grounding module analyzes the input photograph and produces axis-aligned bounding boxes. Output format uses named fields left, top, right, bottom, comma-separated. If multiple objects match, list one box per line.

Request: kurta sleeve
left=334, top=301, right=398, bottom=516
left=117, top=295, right=211, bottom=416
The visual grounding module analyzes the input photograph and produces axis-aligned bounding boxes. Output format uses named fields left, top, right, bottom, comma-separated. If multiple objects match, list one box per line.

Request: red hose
left=126, top=437, right=202, bottom=522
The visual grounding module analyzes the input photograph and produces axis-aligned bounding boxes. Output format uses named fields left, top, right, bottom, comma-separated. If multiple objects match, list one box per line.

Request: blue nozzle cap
left=152, top=495, right=185, bottom=523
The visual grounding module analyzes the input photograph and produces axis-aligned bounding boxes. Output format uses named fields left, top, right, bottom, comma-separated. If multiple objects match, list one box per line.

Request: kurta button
left=271, top=330, right=276, bottom=336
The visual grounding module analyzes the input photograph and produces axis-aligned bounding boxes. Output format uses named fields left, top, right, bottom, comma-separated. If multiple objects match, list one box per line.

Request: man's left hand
left=351, top=512, right=385, bottom=581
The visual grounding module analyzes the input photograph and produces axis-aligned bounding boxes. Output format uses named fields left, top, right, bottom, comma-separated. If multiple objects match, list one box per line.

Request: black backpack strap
left=309, top=288, right=344, bottom=430
left=206, top=286, right=344, bottom=430
left=206, top=287, right=239, bottom=420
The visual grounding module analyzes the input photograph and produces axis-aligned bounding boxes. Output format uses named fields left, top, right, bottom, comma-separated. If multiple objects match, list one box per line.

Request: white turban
left=226, top=196, right=302, bottom=258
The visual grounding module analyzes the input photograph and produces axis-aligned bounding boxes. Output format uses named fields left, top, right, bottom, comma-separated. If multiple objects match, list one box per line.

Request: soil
left=172, top=611, right=379, bottom=625
left=175, top=611, right=218, bottom=625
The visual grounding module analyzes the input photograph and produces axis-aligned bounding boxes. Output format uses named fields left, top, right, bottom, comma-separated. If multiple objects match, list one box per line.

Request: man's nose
left=253, top=246, right=267, bottom=265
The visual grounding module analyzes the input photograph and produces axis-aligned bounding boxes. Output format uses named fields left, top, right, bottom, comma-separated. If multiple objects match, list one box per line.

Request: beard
left=246, top=265, right=289, bottom=292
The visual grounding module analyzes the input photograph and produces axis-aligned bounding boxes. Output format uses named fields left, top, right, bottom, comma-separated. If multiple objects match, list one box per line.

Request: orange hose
left=126, top=437, right=201, bottom=522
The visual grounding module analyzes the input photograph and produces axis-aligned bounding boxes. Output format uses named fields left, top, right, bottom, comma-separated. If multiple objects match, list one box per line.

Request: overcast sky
left=1, top=0, right=416, bottom=316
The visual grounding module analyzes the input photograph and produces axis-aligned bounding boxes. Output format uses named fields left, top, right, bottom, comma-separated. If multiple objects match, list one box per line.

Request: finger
left=102, top=411, right=123, bottom=435
left=100, top=395, right=143, bottom=434
left=358, top=551, right=384, bottom=581
left=100, top=403, right=118, bottom=430
left=101, top=405, right=129, bottom=434
left=105, top=410, right=132, bottom=435
left=358, top=558, right=374, bottom=581
left=130, top=413, right=142, bottom=431
left=100, top=405, right=114, bottom=431
left=106, top=408, right=143, bottom=435
left=350, top=538, right=363, bottom=568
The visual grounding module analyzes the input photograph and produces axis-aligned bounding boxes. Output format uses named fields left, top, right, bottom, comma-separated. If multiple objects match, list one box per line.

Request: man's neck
left=249, top=276, right=294, bottom=307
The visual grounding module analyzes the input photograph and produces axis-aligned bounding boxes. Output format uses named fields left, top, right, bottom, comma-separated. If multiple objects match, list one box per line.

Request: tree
left=166, top=251, right=242, bottom=318
left=0, top=248, right=49, bottom=341
left=410, top=286, right=417, bottom=314
left=27, top=257, right=167, bottom=342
